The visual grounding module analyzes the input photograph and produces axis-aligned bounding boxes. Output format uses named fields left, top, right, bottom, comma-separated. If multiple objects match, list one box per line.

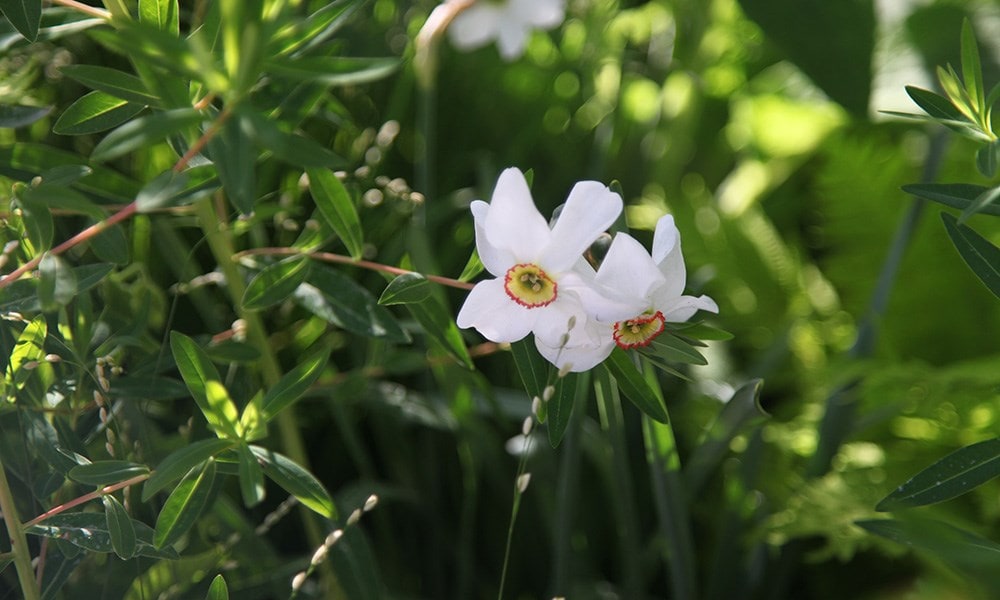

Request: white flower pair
left=456, top=168, right=718, bottom=372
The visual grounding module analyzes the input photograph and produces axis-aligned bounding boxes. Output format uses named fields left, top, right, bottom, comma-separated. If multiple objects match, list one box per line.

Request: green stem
left=194, top=198, right=331, bottom=581
left=0, top=452, right=41, bottom=600
left=550, top=371, right=588, bottom=596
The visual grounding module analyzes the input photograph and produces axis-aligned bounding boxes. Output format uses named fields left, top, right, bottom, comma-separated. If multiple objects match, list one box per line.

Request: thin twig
left=23, top=473, right=150, bottom=528
left=236, top=247, right=476, bottom=290
left=48, top=0, right=111, bottom=20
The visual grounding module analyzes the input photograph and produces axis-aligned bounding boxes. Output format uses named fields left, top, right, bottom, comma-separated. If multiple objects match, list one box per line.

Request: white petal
left=534, top=319, right=614, bottom=372
left=495, top=18, right=530, bottom=60
left=560, top=271, right=644, bottom=322
left=447, top=4, right=501, bottom=51
left=542, top=181, right=622, bottom=272
left=659, top=294, right=719, bottom=323
left=471, top=200, right=515, bottom=276
left=484, top=168, right=551, bottom=262
left=510, top=0, right=565, bottom=28
left=594, top=233, right=666, bottom=303
left=652, top=214, right=686, bottom=298
left=530, top=296, right=588, bottom=349
left=456, top=278, right=535, bottom=342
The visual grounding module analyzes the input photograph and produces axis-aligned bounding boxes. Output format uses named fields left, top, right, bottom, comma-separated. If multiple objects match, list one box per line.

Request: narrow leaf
left=37, top=254, right=77, bottom=311
left=0, top=104, right=50, bottom=128
left=306, top=167, right=363, bottom=259
left=903, top=183, right=1000, bottom=216
left=378, top=273, right=432, bottom=305
left=510, top=338, right=547, bottom=401
left=205, top=575, right=229, bottom=600
left=244, top=110, right=343, bottom=169
left=242, top=256, right=312, bottom=310
left=0, top=0, right=41, bottom=42
left=207, top=114, right=255, bottom=215
left=265, top=56, right=399, bottom=87
left=976, top=140, right=1000, bottom=179
left=602, top=348, right=670, bottom=423
left=26, top=512, right=178, bottom=560
left=6, top=314, right=46, bottom=390
left=69, top=460, right=149, bottom=486
left=458, top=249, right=483, bottom=282
left=250, top=446, right=336, bottom=518
left=53, top=91, right=145, bottom=135
left=91, top=108, right=202, bottom=162
left=941, top=212, right=1000, bottom=299
left=104, top=495, right=138, bottom=559
left=153, top=458, right=217, bottom=548
left=169, top=332, right=240, bottom=437
left=139, top=0, right=178, bottom=36
left=877, top=438, right=1000, bottom=511
left=295, top=264, right=409, bottom=343
left=60, top=65, right=160, bottom=106
left=858, top=516, right=1000, bottom=568
left=236, top=443, right=265, bottom=507
left=143, top=438, right=233, bottom=501
left=260, top=347, right=330, bottom=421
left=960, top=19, right=984, bottom=116
left=905, top=86, right=971, bottom=123
left=136, top=170, right=192, bottom=212
left=547, top=372, right=580, bottom=448
left=959, top=184, right=1000, bottom=223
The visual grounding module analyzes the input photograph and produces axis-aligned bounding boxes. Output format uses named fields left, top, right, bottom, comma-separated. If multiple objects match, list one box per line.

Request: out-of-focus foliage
left=2, top=0, right=1000, bottom=599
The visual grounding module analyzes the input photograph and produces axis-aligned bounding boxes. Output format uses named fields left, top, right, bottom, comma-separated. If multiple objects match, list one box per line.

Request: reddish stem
left=23, top=473, right=150, bottom=529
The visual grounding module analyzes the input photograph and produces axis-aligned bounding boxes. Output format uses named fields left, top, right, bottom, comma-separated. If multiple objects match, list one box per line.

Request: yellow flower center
left=613, top=311, right=666, bottom=349
left=504, top=263, right=557, bottom=308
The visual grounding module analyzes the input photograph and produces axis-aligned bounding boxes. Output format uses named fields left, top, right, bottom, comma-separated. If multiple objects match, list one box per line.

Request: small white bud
left=517, top=473, right=531, bottom=493
left=521, top=416, right=533, bottom=437
left=566, top=315, right=577, bottom=331
left=557, top=363, right=573, bottom=378
left=531, top=396, right=541, bottom=416
left=291, top=572, right=307, bottom=592
left=22, top=360, right=38, bottom=370
left=325, top=529, right=344, bottom=546
left=542, top=386, right=555, bottom=402
left=310, top=545, right=328, bottom=566
left=105, top=442, right=115, bottom=457
left=363, top=494, right=378, bottom=512
left=347, top=508, right=363, bottom=526
left=44, top=353, right=61, bottom=363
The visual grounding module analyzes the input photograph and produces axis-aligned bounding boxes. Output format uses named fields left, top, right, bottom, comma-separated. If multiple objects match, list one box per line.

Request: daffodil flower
left=536, top=215, right=718, bottom=372
left=456, top=168, right=630, bottom=347
left=447, top=0, right=565, bottom=61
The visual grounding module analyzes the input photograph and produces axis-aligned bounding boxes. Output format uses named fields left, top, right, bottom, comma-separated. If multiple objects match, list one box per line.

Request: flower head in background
left=536, top=215, right=719, bottom=372
left=447, top=0, right=566, bottom=61
left=456, top=168, right=630, bottom=348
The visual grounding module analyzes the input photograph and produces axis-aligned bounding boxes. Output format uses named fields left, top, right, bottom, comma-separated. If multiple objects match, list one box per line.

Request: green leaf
left=458, top=249, right=484, bottom=282
left=547, top=372, right=580, bottom=448
left=401, top=295, right=473, bottom=368
left=243, top=110, right=343, bottom=169
left=378, top=273, right=432, bottom=305
left=27, top=512, right=178, bottom=560
left=5, top=314, right=46, bottom=390
left=510, top=338, right=548, bottom=401
left=153, top=457, right=217, bottom=548
left=104, top=495, right=138, bottom=559
left=976, top=140, right=1000, bottom=179
left=53, top=91, right=145, bottom=136
left=902, top=183, right=1000, bottom=216
left=89, top=23, right=225, bottom=89
left=959, top=184, right=1000, bottom=223
left=647, top=335, right=708, bottom=366
left=904, top=86, right=972, bottom=123
left=60, top=65, right=161, bottom=107
left=170, top=332, right=241, bottom=437
left=250, top=446, right=336, bottom=518
left=858, top=516, right=1000, bottom=569
left=69, top=460, right=150, bottom=486
left=877, top=438, right=1000, bottom=511
left=960, top=19, right=984, bottom=116
left=37, top=254, right=77, bottom=312
left=91, top=108, right=202, bottom=162
left=270, top=0, right=364, bottom=57
left=260, top=347, right=330, bottom=421
left=602, top=348, right=670, bottom=424
left=16, top=189, right=53, bottom=250
left=207, top=114, right=256, bottom=215
left=265, top=56, right=399, bottom=87
left=205, top=575, right=229, bottom=600
left=0, top=0, right=41, bottom=42
left=0, top=104, right=50, bottom=128
left=294, top=264, right=409, bottom=343
left=136, top=170, right=191, bottom=212
left=139, top=0, right=178, bottom=36
left=941, top=212, right=1000, bottom=299
left=39, top=164, right=91, bottom=186
left=306, top=167, right=363, bottom=259
left=143, top=438, right=233, bottom=501
left=236, top=443, right=265, bottom=507
left=0, top=143, right=141, bottom=203
left=242, top=256, right=312, bottom=310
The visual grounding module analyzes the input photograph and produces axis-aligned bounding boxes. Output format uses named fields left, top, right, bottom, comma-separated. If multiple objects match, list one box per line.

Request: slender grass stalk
left=550, top=370, right=589, bottom=595
left=497, top=431, right=534, bottom=600
left=594, top=369, right=642, bottom=598
left=0, top=451, right=41, bottom=600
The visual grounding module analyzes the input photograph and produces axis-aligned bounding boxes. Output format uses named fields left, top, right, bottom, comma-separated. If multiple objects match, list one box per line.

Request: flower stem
left=49, top=0, right=111, bottom=19
left=0, top=451, right=41, bottom=600
left=22, top=473, right=150, bottom=529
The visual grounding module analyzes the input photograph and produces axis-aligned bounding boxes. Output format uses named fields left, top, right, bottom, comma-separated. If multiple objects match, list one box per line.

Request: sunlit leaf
left=877, top=438, right=1000, bottom=511
left=6, top=314, right=46, bottom=390
left=378, top=273, right=432, bottom=306
left=602, top=348, right=669, bottom=423
left=53, top=91, right=145, bottom=135
left=153, top=458, right=217, bottom=548
left=236, top=443, right=265, bottom=507
left=242, top=256, right=311, bottom=310
left=960, top=19, right=984, bottom=115
left=458, top=249, right=483, bottom=282
left=905, top=86, right=971, bottom=123
left=60, top=64, right=161, bottom=106
left=270, top=0, right=363, bottom=57
left=69, top=460, right=150, bottom=486
left=941, top=212, right=1000, bottom=299
left=170, top=332, right=241, bottom=438
left=143, top=438, right=233, bottom=501
left=260, top=347, right=330, bottom=421
left=306, top=167, right=362, bottom=259
left=139, top=0, right=178, bottom=36
left=205, top=574, right=229, bottom=600
left=104, top=495, right=138, bottom=559
left=250, top=446, right=336, bottom=518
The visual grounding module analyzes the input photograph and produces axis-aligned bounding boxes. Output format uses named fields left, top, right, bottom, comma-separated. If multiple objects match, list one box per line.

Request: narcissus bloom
left=456, top=168, right=629, bottom=347
left=447, top=0, right=566, bottom=61
left=536, top=215, right=718, bottom=372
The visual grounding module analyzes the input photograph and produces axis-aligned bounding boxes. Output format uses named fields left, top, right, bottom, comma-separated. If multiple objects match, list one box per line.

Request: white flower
left=447, top=0, right=565, bottom=61
left=536, top=215, right=719, bottom=372
left=456, top=168, right=629, bottom=347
